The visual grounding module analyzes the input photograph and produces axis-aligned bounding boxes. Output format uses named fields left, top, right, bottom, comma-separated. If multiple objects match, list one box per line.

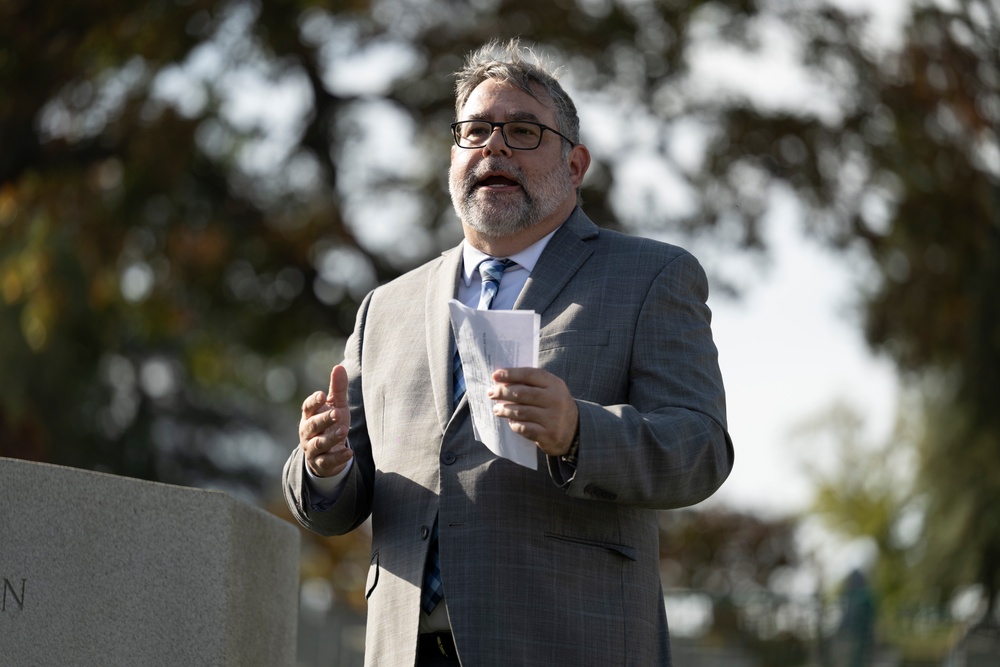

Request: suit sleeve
left=282, top=292, right=376, bottom=536
left=547, top=251, right=734, bottom=509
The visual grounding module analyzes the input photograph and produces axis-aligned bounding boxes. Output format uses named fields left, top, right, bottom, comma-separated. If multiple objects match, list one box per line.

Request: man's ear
left=567, top=144, right=591, bottom=189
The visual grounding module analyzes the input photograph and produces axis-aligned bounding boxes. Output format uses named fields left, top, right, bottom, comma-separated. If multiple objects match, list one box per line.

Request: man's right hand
left=299, top=364, right=353, bottom=477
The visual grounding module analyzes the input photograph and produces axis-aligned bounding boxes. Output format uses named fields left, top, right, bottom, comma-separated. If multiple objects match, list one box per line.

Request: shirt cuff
left=304, top=457, right=354, bottom=511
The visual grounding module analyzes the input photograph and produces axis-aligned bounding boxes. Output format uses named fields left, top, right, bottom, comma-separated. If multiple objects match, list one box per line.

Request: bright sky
left=705, top=195, right=899, bottom=517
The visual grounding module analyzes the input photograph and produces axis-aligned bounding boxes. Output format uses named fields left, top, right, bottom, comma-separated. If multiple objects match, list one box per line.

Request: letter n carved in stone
left=2, top=578, right=26, bottom=611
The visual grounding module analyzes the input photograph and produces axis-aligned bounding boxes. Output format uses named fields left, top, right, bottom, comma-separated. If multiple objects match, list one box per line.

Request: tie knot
left=477, top=258, right=515, bottom=310
left=479, top=257, right=515, bottom=282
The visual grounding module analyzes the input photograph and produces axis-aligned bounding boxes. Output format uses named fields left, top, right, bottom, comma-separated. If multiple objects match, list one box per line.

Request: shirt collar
left=460, top=227, right=560, bottom=286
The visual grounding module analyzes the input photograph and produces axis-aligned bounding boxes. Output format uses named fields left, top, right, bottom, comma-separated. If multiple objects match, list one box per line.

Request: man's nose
left=482, top=126, right=512, bottom=156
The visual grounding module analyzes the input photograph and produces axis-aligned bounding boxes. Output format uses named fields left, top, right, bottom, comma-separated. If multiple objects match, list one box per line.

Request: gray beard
left=449, top=158, right=572, bottom=238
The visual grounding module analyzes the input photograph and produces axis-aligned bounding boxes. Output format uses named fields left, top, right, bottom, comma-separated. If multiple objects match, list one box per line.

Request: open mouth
left=476, top=174, right=521, bottom=190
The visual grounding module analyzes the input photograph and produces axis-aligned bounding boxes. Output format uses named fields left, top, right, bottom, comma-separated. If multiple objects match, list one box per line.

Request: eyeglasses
left=450, top=120, right=576, bottom=150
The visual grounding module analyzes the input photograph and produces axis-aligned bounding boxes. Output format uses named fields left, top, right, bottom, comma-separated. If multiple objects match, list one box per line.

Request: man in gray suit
left=284, top=38, right=734, bottom=666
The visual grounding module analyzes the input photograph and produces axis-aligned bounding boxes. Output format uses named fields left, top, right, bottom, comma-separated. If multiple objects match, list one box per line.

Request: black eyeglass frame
left=450, top=120, right=577, bottom=150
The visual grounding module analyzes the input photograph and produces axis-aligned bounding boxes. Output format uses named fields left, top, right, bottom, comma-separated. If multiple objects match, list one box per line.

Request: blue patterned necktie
left=422, top=257, right=515, bottom=615
left=451, top=257, right=516, bottom=402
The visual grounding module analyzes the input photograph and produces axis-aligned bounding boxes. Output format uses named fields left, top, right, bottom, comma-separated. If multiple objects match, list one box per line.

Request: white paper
left=448, top=299, right=541, bottom=469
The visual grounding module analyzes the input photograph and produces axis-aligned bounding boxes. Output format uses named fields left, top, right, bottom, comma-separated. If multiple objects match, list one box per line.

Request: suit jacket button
left=441, top=451, right=457, bottom=465
left=421, top=525, right=430, bottom=540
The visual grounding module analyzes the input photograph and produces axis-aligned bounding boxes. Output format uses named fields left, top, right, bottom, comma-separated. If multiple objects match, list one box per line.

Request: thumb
left=327, top=364, right=349, bottom=408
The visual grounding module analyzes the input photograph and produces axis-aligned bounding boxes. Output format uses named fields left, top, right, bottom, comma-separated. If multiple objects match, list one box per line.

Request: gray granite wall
left=0, top=457, right=299, bottom=666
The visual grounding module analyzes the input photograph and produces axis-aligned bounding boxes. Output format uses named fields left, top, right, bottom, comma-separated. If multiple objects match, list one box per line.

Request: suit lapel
left=514, top=208, right=598, bottom=314
left=425, top=210, right=598, bottom=430
left=426, top=245, right=464, bottom=433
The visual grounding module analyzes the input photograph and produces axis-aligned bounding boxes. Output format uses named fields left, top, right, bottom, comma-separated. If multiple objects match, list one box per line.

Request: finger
left=488, top=382, right=548, bottom=407
left=309, top=443, right=354, bottom=477
left=492, top=367, right=548, bottom=387
left=504, top=419, right=561, bottom=452
left=304, top=433, right=331, bottom=457
left=301, top=390, right=328, bottom=416
left=303, top=424, right=347, bottom=457
left=505, top=420, right=543, bottom=440
left=312, top=439, right=352, bottom=464
left=299, top=408, right=340, bottom=443
left=492, top=402, right=545, bottom=424
left=327, top=365, right=349, bottom=408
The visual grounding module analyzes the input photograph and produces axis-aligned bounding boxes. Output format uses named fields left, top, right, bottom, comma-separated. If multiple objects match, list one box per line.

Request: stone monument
left=0, top=457, right=300, bottom=666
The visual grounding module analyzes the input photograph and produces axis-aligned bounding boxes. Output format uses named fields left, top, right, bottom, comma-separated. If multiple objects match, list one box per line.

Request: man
left=283, top=38, right=734, bottom=666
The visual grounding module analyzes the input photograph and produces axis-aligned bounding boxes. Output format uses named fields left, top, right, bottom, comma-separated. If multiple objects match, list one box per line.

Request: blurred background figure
left=830, top=569, right=876, bottom=667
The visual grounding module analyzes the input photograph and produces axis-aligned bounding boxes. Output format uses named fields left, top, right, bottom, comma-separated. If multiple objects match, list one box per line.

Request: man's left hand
left=489, top=367, right=578, bottom=457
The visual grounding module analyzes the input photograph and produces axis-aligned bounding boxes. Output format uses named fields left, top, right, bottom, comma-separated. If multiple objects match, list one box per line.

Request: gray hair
left=454, top=39, right=581, bottom=147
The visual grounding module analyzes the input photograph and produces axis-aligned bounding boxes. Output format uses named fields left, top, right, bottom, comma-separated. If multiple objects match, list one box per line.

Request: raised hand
left=298, top=364, right=353, bottom=477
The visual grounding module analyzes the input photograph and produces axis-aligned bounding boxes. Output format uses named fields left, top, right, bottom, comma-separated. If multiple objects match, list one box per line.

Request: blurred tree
left=912, top=379, right=1000, bottom=624
left=0, top=0, right=376, bottom=493
left=0, top=0, right=778, bottom=497
left=660, top=508, right=809, bottom=663
left=739, top=0, right=1000, bottom=626
left=793, top=400, right=960, bottom=659
left=854, top=3, right=1000, bottom=623
left=0, top=6, right=804, bottom=657
left=795, top=402, right=917, bottom=613
left=660, top=508, right=799, bottom=599
left=1, top=0, right=997, bottom=637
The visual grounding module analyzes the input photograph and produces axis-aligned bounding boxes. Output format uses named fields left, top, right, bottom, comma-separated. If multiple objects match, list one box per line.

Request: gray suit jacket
left=283, top=208, right=734, bottom=666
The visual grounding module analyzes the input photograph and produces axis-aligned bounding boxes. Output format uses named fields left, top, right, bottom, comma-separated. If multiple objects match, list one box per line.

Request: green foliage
left=0, top=0, right=782, bottom=494
left=2, top=0, right=998, bottom=639
left=915, top=386, right=1000, bottom=615
left=794, top=400, right=941, bottom=649
left=785, top=0, right=1000, bottom=624
left=0, top=0, right=371, bottom=488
